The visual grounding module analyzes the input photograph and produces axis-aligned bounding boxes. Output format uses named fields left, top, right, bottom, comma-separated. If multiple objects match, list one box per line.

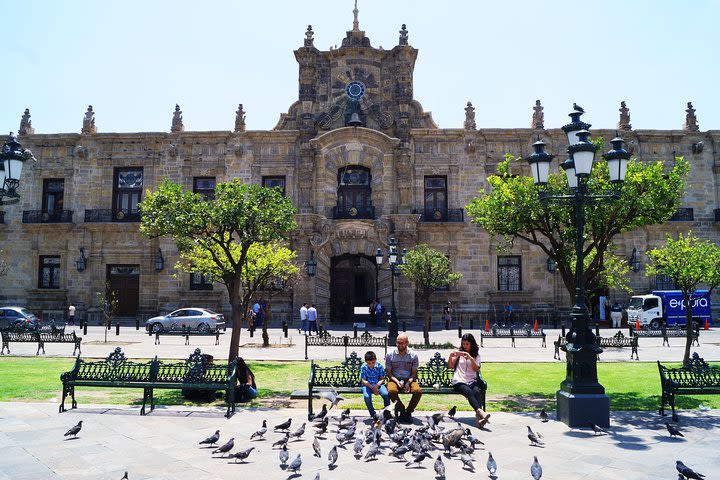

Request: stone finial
left=684, top=102, right=699, bottom=131
left=304, top=25, right=314, bottom=47
left=532, top=100, right=544, bottom=130
left=399, top=24, right=409, bottom=45
left=234, top=104, right=246, bottom=133
left=19, top=108, right=34, bottom=136
left=618, top=101, right=632, bottom=131
left=81, top=105, right=96, bottom=134
left=464, top=101, right=476, bottom=131
left=352, top=0, right=359, bottom=31
left=171, top=104, right=184, bottom=133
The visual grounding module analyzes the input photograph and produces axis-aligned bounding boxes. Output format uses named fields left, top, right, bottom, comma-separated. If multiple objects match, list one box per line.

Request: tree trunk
left=683, top=293, right=693, bottom=366
left=423, top=295, right=431, bottom=347
left=227, top=284, right=243, bottom=363
left=262, top=298, right=271, bottom=347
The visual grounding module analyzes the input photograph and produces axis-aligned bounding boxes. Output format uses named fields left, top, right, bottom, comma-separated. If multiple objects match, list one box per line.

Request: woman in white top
left=448, top=333, right=491, bottom=428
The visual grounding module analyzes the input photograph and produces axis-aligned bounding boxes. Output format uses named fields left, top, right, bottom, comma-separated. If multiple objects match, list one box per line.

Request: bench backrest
left=154, top=348, right=235, bottom=384
left=74, top=348, right=154, bottom=382
left=658, top=353, right=720, bottom=387
left=2, top=331, right=38, bottom=342
left=37, top=332, right=77, bottom=342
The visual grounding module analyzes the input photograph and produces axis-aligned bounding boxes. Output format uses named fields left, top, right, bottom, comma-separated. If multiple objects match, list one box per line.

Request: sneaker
left=398, top=412, right=413, bottom=424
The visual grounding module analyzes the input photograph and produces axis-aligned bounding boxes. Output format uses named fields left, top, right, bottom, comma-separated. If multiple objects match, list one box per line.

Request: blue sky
left=4, top=0, right=719, bottom=134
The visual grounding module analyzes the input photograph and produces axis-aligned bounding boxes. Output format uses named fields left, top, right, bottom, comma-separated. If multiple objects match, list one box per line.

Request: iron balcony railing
left=414, top=208, right=464, bottom=222
left=668, top=207, right=694, bottom=221
left=84, top=209, right=141, bottom=223
left=22, top=210, right=74, bottom=224
left=332, top=205, right=375, bottom=220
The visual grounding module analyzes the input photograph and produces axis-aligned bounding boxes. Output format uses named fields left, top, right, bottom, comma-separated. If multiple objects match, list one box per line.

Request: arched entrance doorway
left=330, top=254, right=376, bottom=324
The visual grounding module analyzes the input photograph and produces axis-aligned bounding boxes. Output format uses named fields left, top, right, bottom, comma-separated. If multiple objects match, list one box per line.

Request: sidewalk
left=0, top=402, right=717, bottom=479
left=2, top=325, right=719, bottom=363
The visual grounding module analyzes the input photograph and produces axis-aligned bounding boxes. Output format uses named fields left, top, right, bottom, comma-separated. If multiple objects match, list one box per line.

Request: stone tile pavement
left=0, top=402, right=718, bottom=479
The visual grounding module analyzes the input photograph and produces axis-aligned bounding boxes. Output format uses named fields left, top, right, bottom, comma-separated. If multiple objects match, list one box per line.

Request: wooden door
left=107, top=265, right=140, bottom=316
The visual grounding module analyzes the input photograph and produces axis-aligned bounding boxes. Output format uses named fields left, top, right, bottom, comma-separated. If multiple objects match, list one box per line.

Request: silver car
left=0, top=306, right=41, bottom=331
left=145, top=308, right=225, bottom=334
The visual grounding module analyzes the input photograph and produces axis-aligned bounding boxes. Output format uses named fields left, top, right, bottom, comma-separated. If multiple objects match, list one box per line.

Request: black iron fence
left=84, top=209, right=141, bottom=223
left=414, top=208, right=464, bottom=222
left=332, top=205, right=375, bottom=219
left=22, top=210, right=74, bottom=223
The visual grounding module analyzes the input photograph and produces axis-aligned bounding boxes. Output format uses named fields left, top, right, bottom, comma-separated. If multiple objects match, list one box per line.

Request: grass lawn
left=0, top=357, right=718, bottom=412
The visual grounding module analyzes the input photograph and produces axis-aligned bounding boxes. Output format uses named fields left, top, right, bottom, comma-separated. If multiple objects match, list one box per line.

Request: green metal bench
left=1, top=330, right=81, bottom=355
left=304, top=330, right=387, bottom=359
left=152, top=327, right=223, bottom=346
left=658, top=353, right=720, bottom=422
left=480, top=326, right=546, bottom=348
left=59, top=347, right=238, bottom=417
left=307, top=351, right=486, bottom=421
left=554, top=331, right=638, bottom=360
left=631, top=324, right=699, bottom=347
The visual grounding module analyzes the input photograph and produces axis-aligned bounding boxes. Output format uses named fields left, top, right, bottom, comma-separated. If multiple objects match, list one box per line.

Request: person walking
left=503, top=302, right=513, bottom=327
left=448, top=333, right=490, bottom=428
left=610, top=302, right=623, bottom=328
left=308, top=304, right=319, bottom=334
left=385, top=333, right=422, bottom=423
left=443, top=301, right=452, bottom=328
left=299, top=302, right=309, bottom=334
left=375, top=300, right=383, bottom=327
left=67, top=303, right=76, bottom=326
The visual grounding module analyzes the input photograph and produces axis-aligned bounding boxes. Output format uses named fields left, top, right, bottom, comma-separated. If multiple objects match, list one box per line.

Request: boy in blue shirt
left=360, top=350, right=390, bottom=419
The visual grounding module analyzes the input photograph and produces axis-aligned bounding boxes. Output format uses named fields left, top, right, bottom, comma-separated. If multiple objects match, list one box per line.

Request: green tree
left=95, top=284, right=119, bottom=344
left=646, top=232, right=720, bottom=365
left=466, top=154, right=689, bottom=306
left=399, top=244, right=462, bottom=346
left=139, top=179, right=297, bottom=361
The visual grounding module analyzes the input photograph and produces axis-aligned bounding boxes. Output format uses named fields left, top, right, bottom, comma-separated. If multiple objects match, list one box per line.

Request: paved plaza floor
left=0, top=402, right=718, bottom=479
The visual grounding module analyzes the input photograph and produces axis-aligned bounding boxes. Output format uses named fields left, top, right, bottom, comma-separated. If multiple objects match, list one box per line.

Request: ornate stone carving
left=310, top=217, right=333, bottom=248
left=692, top=141, right=704, bottom=154
left=684, top=102, right=699, bottom=132
left=234, top=104, right=246, bottom=133
left=304, top=25, right=314, bottom=47
left=464, top=102, right=477, bottom=131
left=232, top=144, right=244, bottom=157
left=171, top=104, right=184, bottom=133
left=73, top=145, right=88, bottom=159
left=18, top=108, right=34, bottom=136
left=532, top=100, right=544, bottom=130
left=167, top=144, right=179, bottom=158
left=618, top=101, right=632, bottom=131
left=399, top=24, right=409, bottom=45
left=81, top=105, right=96, bottom=134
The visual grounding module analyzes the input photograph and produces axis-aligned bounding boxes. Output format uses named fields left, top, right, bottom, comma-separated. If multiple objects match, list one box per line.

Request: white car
left=145, top=308, right=225, bottom=334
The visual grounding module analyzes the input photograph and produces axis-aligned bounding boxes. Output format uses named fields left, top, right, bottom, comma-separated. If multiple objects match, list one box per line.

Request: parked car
left=0, top=306, right=41, bottom=331
left=145, top=308, right=225, bottom=334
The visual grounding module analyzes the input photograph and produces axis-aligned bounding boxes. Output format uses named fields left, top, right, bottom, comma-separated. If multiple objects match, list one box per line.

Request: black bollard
left=561, top=324, right=566, bottom=337
left=353, top=325, right=358, bottom=338
left=135, top=317, right=140, bottom=330
left=428, top=320, right=432, bottom=332
left=249, top=324, right=254, bottom=338
left=470, top=317, right=474, bottom=329
left=595, top=325, right=600, bottom=337
left=402, top=320, right=406, bottom=332
left=458, top=325, right=463, bottom=338
left=115, top=322, right=120, bottom=336
left=282, top=321, right=288, bottom=338
left=83, top=322, right=88, bottom=336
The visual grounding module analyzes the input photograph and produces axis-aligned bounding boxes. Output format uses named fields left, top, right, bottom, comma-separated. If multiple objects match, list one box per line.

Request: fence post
left=561, top=324, right=566, bottom=337
left=458, top=325, right=463, bottom=338
left=135, top=317, right=140, bottom=330
left=304, top=334, right=308, bottom=360
left=115, top=322, right=120, bottom=336
left=282, top=321, right=288, bottom=338
left=402, top=320, right=406, bottom=332
left=83, top=322, right=88, bottom=336
left=353, top=325, right=358, bottom=338
left=595, top=325, right=600, bottom=337
left=469, top=317, right=474, bottom=329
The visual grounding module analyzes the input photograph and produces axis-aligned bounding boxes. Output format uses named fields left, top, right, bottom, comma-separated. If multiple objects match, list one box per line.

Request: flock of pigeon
left=62, top=407, right=707, bottom=479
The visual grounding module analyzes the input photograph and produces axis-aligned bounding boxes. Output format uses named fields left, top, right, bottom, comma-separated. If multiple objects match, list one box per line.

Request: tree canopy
left=466, top=153, right=689, bottom=303
left=139, top=178, right=297, bottom=360
left=646, top=232, right=720, bottom=364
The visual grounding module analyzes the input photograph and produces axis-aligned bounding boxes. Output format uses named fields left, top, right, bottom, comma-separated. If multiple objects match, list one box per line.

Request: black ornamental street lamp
left=375, top=237, right=405, bottom=346
left=0, top=132, right=34, bottom=206
left=525, top=105, right=630, bottom=428
left=305, top=250, right=317, bottom=278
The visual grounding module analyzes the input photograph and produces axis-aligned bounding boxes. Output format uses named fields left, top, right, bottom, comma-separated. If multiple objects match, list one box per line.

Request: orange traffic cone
left=533, top=319, right=539, bottom=332
left=705, top=318, right=710, bottom=330
left=485, top=319, right=490, bottom=332
left=635, top=318, right=641, bottom=331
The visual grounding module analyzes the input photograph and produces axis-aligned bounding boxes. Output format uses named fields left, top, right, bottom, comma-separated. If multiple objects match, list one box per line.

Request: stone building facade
left=2, top=14, right=719, bottom=325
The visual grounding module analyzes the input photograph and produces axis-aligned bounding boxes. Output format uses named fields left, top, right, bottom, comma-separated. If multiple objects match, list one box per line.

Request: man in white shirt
left=308, top=304, right=319, bottom=335
left=67, top=304, right=76, bottom=326
left=299, top=303, right=309, bottom=334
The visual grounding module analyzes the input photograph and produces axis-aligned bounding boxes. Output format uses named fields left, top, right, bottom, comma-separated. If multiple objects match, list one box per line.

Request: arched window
left=334, top=166, right=374, bottom=219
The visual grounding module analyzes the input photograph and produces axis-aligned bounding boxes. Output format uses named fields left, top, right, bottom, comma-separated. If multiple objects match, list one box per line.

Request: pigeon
left=573, top=102, right=585, bottom=113
left=445, top=428, right=464, bottom=446
left=231, top=447, right=255, bottom=463
left=314, top=417, right=329, bottom=435
left=434, top=455, right=445, bottom=479
left=539, top=409, right=549, bottom=422
left=364, top=443, right=380, bottom=461
left=250, top=420, right=267, bottom=440
left=430, top=412, right=444, bottom=427
left=311, top=404, right=328, bottom=421
left=447, top=406, right=457, bottom=419
left=531, top=455, right=542, bottom=479
left=353, top=436, right=364, bottom=456
left=272, top=433, right=290, bottom=448
left=328, top=445, right=338, bottom=467
left=340, top=407, right=351, bottom=421
left=464, top=428, right=484, bottom=446
left=382, top=407, right=394, bottom=422
left=278, top=444, right=289, bottom=466
left=460, top=451, right=475, bottom=471
left=314, top=474, right=320, bottom=480
left=486, top=452, right=497, bottom=475
left=392, top=444, right=411, bottom=460
left=313, top=436, right=322, bottom=457
left=120, top=473, right=128, bottom=480
left=199, top=430, right=220, bottom=446
left=589, top=422, right=608, bottom=435
left=290, top=422, right=306, bottom=440
left=288, top=453, right=302, bottom=473
left=666, top=422, right=684, bottom=438
left=212, top=437, right=234, bottom=457
left=319, top=386, right=344, bottom=410
left=676, top=460, right=705, bottom=479
left=527, top=426, right=544, bottom=446
left=64, top=420, right=83, bottom=438
left=405, top=452, right=427, bottom=468
left=274, top=418, right=292, bottom=431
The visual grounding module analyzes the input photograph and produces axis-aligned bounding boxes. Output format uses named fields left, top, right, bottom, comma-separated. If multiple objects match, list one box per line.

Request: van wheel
left=650, top=319, right=662, bottom=330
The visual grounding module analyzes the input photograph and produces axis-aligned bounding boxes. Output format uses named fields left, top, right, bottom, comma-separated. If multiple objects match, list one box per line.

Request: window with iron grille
left=39, top=256, right=61, bottom=289
left=263, top=176, right=286, bottom=195
left=42, top=179, right=64, bottom=214
left=424, top=176, right=448, bottom=221
left=193, top=177, right=216, bottom=200
left=190, top=273, right=213, bottom=291
left=655, top=274, right=676, bottom=290
left=113, top=168, right=143, bottom=217
left=498, top=255, right=522, bottom=291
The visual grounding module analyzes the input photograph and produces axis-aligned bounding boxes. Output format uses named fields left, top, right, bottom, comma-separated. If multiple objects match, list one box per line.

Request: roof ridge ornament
left=399, top=24, right=409, bottom=45
left=352, top=0, right=359, bottom=32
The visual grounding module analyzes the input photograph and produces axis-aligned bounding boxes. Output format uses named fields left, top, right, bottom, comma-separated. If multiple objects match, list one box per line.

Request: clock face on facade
left=345, top=81, right=365, bottom=100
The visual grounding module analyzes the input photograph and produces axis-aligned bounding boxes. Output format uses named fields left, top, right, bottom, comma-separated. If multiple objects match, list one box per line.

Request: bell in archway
left=347, top=112, right=362, bottom=127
